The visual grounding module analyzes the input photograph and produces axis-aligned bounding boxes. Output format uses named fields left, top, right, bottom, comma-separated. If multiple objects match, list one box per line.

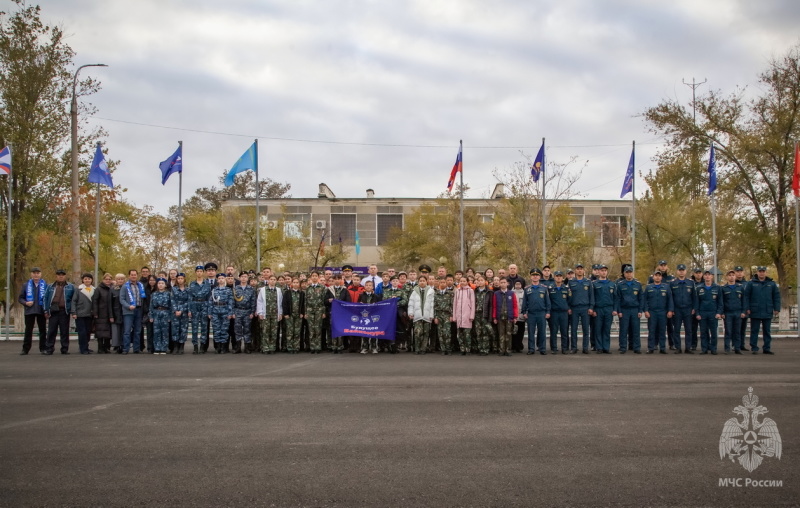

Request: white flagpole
left=177, top=140, right=183, bottom=270
left=254, top=139, right=261, bottom=273
left=459, top=139, right=464, bottom=269
left=794, top=141, right=799, bottom=338
left=541, top=137, right=546, bottom=266
left=5, top=143, right=11, bottom=342
left=631, top=140, right=636, bottom=274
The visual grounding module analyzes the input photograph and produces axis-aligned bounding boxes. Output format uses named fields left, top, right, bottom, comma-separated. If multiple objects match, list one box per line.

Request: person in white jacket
left=408, top=275, right=435, bottom=353
left=256, top=275, right=283, bottom=354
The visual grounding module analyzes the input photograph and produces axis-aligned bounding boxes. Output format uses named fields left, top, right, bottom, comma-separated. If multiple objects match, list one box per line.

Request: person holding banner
left=358, top=280, right=382, bottom=354
left=408, top=275, right=435, bottom=355
left=325, top=274, right=349, bottom=354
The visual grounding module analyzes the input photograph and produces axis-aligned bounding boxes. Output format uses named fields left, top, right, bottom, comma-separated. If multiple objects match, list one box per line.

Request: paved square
left=1, top=341, right=798, bottom=507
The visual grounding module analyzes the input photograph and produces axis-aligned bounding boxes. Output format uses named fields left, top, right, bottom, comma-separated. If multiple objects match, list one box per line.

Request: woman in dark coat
left=111, top=273, right=125, bottom=353
left=143, top=275, right=158, bottom=353
left=92, top=273, right=114, bottom=353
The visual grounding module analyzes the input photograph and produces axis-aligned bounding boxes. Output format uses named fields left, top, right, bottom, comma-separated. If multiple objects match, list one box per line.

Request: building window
left=377, top=214, right=403, bottom=245
left=479, top=214, right=494, bottom=224
left=330, top=213, right=356, bottom=245
left=284, top=221, right=306, bottom=241
left=601, top=215, right=627, bottom=247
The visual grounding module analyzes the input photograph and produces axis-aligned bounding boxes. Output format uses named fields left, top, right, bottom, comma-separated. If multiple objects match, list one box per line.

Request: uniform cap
left=734, top=266, right=744, bottom=271
left=703, top=269, right=712, bottom=274
left=204, top=262, right=218, bottom=270
left=30, top=267, right=41, bottom=272
left=529, top=268, right=542, bottom=276
left=693, top=267, right=702, bottom=273
left=567, top=268, right=575, bottom=273
left=676, top=264, right=687, bottom=270
left=598, top=264, right=608, bottom=269
left=216, top=273, right=227, bottom=278
left=342, top=265, right=353, bottom=271
left=418, top=264, right=432, bottom=273
left=239, top=271, right=249, bottom=277
left=658, top=260, right=668, bottom=265
left=156, top=277, right=168, bottom=284
left=55, top=269, right=67, bottom=275
left=574, top=263, right=584, bottom=268
left=624, top=266, right=634, bottom=273
left=177, top=272, right=186, bottom=278
left=195, top=265, right=205, bottom=271
left=727, top=269, right=736, bottom=275
left=757, top=266, right=767, bottom=271
left=553, top=271, right=564, bottom=276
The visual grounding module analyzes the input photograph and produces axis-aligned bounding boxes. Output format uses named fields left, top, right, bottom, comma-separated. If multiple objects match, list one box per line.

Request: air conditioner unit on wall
left=315, top=220, right=327, bottom=230
left=266, top=220, right=278, bottom=229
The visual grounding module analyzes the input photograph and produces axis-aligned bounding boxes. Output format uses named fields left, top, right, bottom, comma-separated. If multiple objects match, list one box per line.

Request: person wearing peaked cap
left=669, top=262, right=698, bottom=354
left=548, top=271, right=570, bottom=354
left=616, top=263, right=643, bottom=354
left=418, top=264, right=432, bottom=274
left=589, top=264, right=614, bottom=354
left=643, top=270, right=673, bottom=354
left=188, top=264, right=213, bottom=354
left=529, top=268, right=542, bottom=276
left=745, top=265, right=780, bottom=355
left=19, top=266, right=47, bottom=355
left=575, top=263, right=584, bottom=269
left=522, top=269, right=550, bottom=354
left=341, top=265, right=354, bottom=288
left=696, top=269, right=723, bottom=355
left=732, top=265, right=750, bottom=349
left=721, top=268, right=746, bottom=354
left=203, top=262, right=218, bottom=272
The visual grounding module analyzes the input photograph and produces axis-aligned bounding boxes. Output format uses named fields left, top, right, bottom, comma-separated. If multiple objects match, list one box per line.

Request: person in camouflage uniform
left=282, top=278, right=305, bottom=353
left=257, top=274, right=283, bottom=354
left=472, top=274, right=494, bottom=355
left=304, top=272, right=327, bottom=353
left=148, top=278, right=173, bottom=354
left=188, top=265, right=212, bottom=354
left=408, top=274, right=434, bottom=355
left=231, top=271, right=256, bottom=354
left=208, top=274, right=234, bottom=353
left=381, top=275, right=407, bottom=354
left=325, top=274, right=350, bottom=354
left=171, top=273, right=190, bottom=354
left=433, top=277, right=454, bottom=354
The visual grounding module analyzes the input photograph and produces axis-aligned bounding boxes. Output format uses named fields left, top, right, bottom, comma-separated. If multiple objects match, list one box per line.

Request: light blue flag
left=224, top=141, right=257, bottom=187
left=355, top=230, right=361, bottom=255
left=88, top=143, right=114, bottom=188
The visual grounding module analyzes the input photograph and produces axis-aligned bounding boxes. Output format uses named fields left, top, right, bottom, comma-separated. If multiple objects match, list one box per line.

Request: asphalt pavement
left=1, top=340, right=798, bottom=507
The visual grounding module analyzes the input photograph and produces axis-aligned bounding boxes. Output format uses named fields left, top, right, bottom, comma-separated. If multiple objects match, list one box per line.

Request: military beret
left=676, top=264, right=687, bottom=270
left=216, top=273, right=227, bottom=279
left=553, top=271, right=564, bottom=276
left=624, top=266, right=634, bottom=273
left=177, top=272, right=186, bottom=278
left=239, top=271, right=249, bottom=277
left=156, top=277, right=168, bottom=284
left=575, top=263, right=584, bottom=268
left=342, top=265, right=353, bottom=271
left=757, top=266, right=767, bottom=271
left=195, top=265, right=205, bottom=271
left=418, top=264, right=432, bottom=273
left=55, top=269, right=67, bottom=275
left=204, top=262, right=218, bottom=270
left=658, top=260, right=668, bottom=265
left=734, top=266, right=744, bottom=271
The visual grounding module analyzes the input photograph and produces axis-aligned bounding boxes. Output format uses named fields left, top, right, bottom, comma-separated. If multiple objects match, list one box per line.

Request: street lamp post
left=70, top=63, right=107, bottom=282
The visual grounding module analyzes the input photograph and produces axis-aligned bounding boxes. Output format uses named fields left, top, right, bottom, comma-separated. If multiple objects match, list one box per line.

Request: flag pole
left=541, top=137, right=546, bottom=266
left=94, top=181, right=100, bottom=283
left=254, top=139, right=260, bottom=274
left=631, top=140, right=636, bottom=274
left=459, top=139, right=464, bottom=269
left=794, top=140, right=799, bottom=338
left=177, top=140, right=183, bottom=270
left=5, top=143, right=11, bottom=342
left=710, top=142, right=718, bottom=282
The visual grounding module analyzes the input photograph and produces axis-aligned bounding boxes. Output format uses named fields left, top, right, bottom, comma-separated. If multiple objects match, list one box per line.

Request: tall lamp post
left=70, top=64, right=107, bottom=282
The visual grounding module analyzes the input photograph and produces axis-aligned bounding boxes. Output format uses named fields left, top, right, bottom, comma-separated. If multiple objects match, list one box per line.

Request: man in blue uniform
left=643, top=271, right=674, bottom=354
left=568, top=263, right=593, bottom=354
left=696, top=270, right=723, bottom=354
left=721, top=269, right=747, bottom=354
left=734, top=266, right=750, bottom=350
left=521, top=268, right=550, bottom=355
left=188, top=265, right=212, bottom=354
left=548, top=271, right=571, bottom=354
left=589, top=264, right=616, bottom=354
left=615, top=265, right=643, bottom=354
left=669, top=264, right=697, bottom=354
left=208, top=273, right=234, bottom=353
left=745, top=266, right=780, bottom=355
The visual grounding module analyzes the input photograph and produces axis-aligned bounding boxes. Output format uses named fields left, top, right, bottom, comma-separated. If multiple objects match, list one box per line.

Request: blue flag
left=88, top=143, right=113, bottom=188
left=531, top=141, right=544, bottom=182
left=224, top=141, right=257, bottom=187
left=620, top=147, right=634, bottom=198
left=330, top=299, right=398, bottom=341
left=159, top=145, right=182, bottom=185
left=707, top=143, right=716, bottom=196
left=354, top=230, right=361, bottom=255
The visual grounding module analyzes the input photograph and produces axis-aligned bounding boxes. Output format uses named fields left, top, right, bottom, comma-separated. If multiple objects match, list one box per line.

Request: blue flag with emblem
left=531, top=141, right=545, bottom=182
left=620, top=146, right=634, bottom=198
left=224, top=141, right=257, bottom=187
left=159, top=145, right=182, bottom=185
left=707, top=143, right=716, bottom=196
left=354, top=230, right=361, bottom=255
left=330, top=299, right=398, bottom=341
left=88, top=143, right=113, bottom=188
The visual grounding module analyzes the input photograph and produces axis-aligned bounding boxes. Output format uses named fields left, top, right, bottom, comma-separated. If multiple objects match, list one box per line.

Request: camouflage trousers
left=305, top=309, right=324, bottom=351
left=457, top=327, right=472, bottom=352
left=329, top=333, right=343, bottom=351
left=189, top=302, right=208, bottom=345
left=435, top=315, right=452, bottom=352
left=210, top=312, right=230, bottom=343
left=234, top=309, right=253, bottom=343
left=473, top=318, right=493, bottom=354
left=413, top=320, right=431, bottom=352
left=173, top=313, right=189, bottom=344
left=260, top=316, right=280, bottom=352
left=496, top=319, right=513, bottom=354
left=151, top=310, right=171, bottom=352
left=284, top=315, right=302, bottom=352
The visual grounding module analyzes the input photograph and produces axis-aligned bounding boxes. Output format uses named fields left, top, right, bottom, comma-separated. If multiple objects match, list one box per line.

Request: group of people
left=17, top=260, right=781, bottom=357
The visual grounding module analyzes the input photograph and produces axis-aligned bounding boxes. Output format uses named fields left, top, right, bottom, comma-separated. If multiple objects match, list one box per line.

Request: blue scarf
left=124, top=281, right=146, bottom=305
left=27, top=279, right=46, bottom=306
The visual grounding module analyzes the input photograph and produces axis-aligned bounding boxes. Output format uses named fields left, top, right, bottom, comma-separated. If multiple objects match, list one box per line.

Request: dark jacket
left=92, top=282, right=114, bottom=339
left=745, top=276, right=780, bottom=319
left=358, top=292, right=381, bottom=304
left=111, top=285, right=123, bottom=323
left=18, top=279, right=47, bottom=315
left=43, top=281, right=75, bottom=314
left=474, top=287, right=493, bottom=321
left=71, top=286, right=95, bottom=318
left=282, top=289, right=305, bottom=317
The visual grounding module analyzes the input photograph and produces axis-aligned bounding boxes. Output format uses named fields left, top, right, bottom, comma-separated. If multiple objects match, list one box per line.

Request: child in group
left=149, top=278, right=173, bottom=355
left=282, top=278, right=305, bottom=353
left=358, top=279, right=382, bottom=354
left=453, top=276, right=476, bottom=355
left=408, top=275, right=435, bottom=355
left=433, top=277, right=454, bottom=355
left=171, top=272, right=190, bottom=354
left=257, top=274, right=283, bottom=354
left=232, top=271, right=256, bottom=354
left=208, top=273, right=234, bottom=353
left=493, top=277, right=518, bottom=356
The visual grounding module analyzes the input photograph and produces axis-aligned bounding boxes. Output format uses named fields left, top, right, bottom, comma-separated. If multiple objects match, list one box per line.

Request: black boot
left=232, top=340, right=241, bottom=354
left=244, top=342, right=251, bottom=354
left=193, top=344, right=198, bottom=355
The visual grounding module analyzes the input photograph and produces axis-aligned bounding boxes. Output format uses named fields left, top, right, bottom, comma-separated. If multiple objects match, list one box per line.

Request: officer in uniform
left=745, top=266, right=780, bottom=354
left=568, top=263, right=593, bottom=354
left=171, top=273, right=190, bottom=355
left=733, top=266, right=750, bottom=350
left=643, top=271, right=673, bottom=354
left=304, top=271, right=327, bottom=354
left=232, top=271, right=256, bottom=354
left=589, top=264, right=616, bottom=354
left=202, top=262, right=219, bottom=352
left=721, top=269, right=747, bottom=354
left=696, top=270, right=723, bottom=354
left=649, top=261, right=676, bottom=349
left=690, top=267, right=704, bottom=349
left=615, top=265, right=643, bottom=354
left=669, top=264, right=697, bottom=354
left=208, top=273, right=234, bottom=353
left=588, top=264, right=599, bottom=350
left=148, top=278, right=173, bottom=354
left=188, top=265, right=212, bottom=354
left=548, top=271, right=571, bottom=354
left=522, top=268, right=550, bottom=355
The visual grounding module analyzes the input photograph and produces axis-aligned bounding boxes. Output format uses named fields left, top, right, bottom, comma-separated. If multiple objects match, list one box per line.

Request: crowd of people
left=17, top=260, right=781, bottom=357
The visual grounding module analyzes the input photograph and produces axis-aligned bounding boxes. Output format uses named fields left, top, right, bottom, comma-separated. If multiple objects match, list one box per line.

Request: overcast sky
left=11, top=0, right=800, bottom=212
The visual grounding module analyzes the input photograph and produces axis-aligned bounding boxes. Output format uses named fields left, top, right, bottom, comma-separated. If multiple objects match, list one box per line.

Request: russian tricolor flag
left=0, top=146, right=10, bottom=175
left=447, top=141, right=462, bottom=192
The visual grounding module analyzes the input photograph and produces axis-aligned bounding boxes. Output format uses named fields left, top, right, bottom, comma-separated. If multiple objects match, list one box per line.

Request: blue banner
left=331, top=299, right=397, bottom=341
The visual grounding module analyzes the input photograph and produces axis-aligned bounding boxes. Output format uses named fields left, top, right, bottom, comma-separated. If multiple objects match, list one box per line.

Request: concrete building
left=221, top=183, right=632, bottom=267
